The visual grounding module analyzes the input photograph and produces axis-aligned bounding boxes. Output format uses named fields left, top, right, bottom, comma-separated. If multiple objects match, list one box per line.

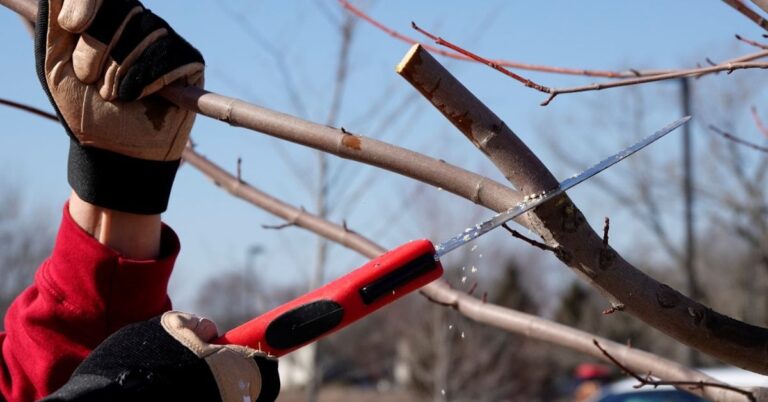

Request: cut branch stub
left=397, top=44, right=768, bottom=375
left=397, top=44, right=558, bottom=195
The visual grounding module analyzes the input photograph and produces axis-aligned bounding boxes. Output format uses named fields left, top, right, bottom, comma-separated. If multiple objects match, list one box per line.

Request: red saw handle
left=213, top=239, right=443, bottom=356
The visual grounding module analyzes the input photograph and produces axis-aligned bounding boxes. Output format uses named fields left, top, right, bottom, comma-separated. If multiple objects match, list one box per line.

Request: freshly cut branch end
left=396, top=44, right=422, bottom=75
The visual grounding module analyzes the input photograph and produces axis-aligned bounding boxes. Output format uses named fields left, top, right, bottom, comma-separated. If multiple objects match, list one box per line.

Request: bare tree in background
left=7, top=0, right=768, bottom=400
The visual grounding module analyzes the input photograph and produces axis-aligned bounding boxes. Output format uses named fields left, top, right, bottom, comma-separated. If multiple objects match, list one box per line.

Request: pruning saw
left=214, top=116, right=691, bottom=356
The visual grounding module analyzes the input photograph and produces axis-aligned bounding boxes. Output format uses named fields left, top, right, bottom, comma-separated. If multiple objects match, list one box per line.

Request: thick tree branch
left=752, top=0, right=768, bottom=13
left=396, top=44, right=768, bottom=375
left=180, top=145, right=757, bottom=402
left=396, top=44, right=558, bottom=195
left=0, top=88, right=751, bottom=399
left=4, top=0, right=768, bottom=392
left=162, top=85, right=525, bottom=214
left=1, top=0, right=33, bottom=21
left=723, top=0, right=768, bottom=31
left=1, top=0, right=521, bottom=223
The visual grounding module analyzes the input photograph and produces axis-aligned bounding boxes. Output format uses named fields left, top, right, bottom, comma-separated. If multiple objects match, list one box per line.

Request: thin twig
left=262, top=206, right=307, bottom=230
left=751, top=106, right=768, bottom=138
left=736, top=34, right=768, bottom=50
left=262, top=222, right=297, bottom=230
left=723, top=0, right=768, bottom=31
left=602, top=304, right=625, bottom=315
left=419, top=290, right=458, bottom=308
left=541, top=62, right=768, bottom=106
left=709, top=124, right=768, bottom=153
left=337, top=0, right=651, bottom=79
left=0, top=99, right=57, bottom=122
left=723, top=48, right=768, bottom=64
left=467, top=281, right=478, bottom=296
left=593, top=340, right=757, bottom=402
left=502, top=223, right=557, bottom=252
left=411, top=22, right=551, bottom=94
left=405, top=23, right=768, bottom=106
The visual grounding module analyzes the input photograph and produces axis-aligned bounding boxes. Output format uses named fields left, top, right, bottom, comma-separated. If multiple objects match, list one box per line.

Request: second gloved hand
left=41, top=312, right=280, bottom=402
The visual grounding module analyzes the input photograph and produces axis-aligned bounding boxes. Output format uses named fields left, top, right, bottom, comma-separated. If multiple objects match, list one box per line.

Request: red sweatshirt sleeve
left=0, top=204, right=179, bottom=402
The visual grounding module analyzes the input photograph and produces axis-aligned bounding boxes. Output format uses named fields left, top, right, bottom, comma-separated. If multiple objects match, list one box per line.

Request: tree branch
left=540, top=62, right=768, bottom=106
left=180, top=144, right=756, bottom=402
left=752, top=106, right=768, bottom=138
left=736, top=34, right=768, bottom=50
left=411, top=22, right=551, bottom=93
left=0, top=99, right=58, bottom=122
left=3, top=0, right=768, bottom=394
left=163, top=85, right=527, bottom=212
left=501, top=223, right=557, bottom=253
left=396, top=44, right=768, bottom=376
left=723, top=0, right=768, bottom=31
left=709, top=124, right=768, bottom=154
left=337, top=0, right=669, bottom=79
left=594, top=340, right=757, bottom=402
left=406, top=24, right=768, bottom=106
left=1, top=0, right=527, bottom=224
left=751, top=0, right=768, bottom=14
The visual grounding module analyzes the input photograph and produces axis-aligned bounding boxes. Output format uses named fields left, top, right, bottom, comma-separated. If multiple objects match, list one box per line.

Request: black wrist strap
left=68, top=140, right=180, bottom=215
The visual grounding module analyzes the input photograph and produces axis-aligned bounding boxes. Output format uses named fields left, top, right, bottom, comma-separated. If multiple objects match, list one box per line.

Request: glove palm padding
left=40, top=0, right=202, bottom=160
left=36, top=0, right=204, bottom=213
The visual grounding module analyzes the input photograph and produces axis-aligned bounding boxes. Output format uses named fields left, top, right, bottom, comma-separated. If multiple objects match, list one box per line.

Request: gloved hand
left=41, top=312, right=281, bottom=402
left=35, top=0, right=205, bottom=214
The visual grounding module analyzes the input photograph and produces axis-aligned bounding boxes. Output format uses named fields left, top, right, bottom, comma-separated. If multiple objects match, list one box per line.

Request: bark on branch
left=5, top=0, right=768, bottom=384
left=2, top=0, right=527, bottom=218
left=751, top=0, right=768, bottom=13
left=723, top=0, right=768, bottom=31
left=396, top=43, right=768, bottom=375
left=0, top=91, right=761, bottom=400
left=181, top=145, right=760, bottom=402
left=162, top=86, right=524, bottom=215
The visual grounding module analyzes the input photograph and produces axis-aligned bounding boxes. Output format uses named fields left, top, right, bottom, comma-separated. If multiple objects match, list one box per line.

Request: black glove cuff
left=68, top=140, right=180, bottom=215
left=254, top=357, right=280, bottom=402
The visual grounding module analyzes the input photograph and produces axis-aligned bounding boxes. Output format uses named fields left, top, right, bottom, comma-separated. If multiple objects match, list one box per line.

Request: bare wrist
left=68, top=191, right=162, bottom=260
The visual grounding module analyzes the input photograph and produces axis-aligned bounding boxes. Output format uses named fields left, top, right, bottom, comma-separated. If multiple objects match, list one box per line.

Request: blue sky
left=0, top=1, right=766, bottom=311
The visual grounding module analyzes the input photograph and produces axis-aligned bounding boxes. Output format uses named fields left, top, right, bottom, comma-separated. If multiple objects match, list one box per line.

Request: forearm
left=68, top=191, right=161, bottom=260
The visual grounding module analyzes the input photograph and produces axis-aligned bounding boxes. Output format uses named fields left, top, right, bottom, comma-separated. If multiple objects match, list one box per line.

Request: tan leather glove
left=36, top=0, right=204, bottom=214
left=41, top=312, right=281, bottom=402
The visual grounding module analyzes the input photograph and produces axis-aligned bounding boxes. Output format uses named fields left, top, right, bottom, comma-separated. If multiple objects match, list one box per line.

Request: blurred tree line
left=0, top=184, right=54, bottom=331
